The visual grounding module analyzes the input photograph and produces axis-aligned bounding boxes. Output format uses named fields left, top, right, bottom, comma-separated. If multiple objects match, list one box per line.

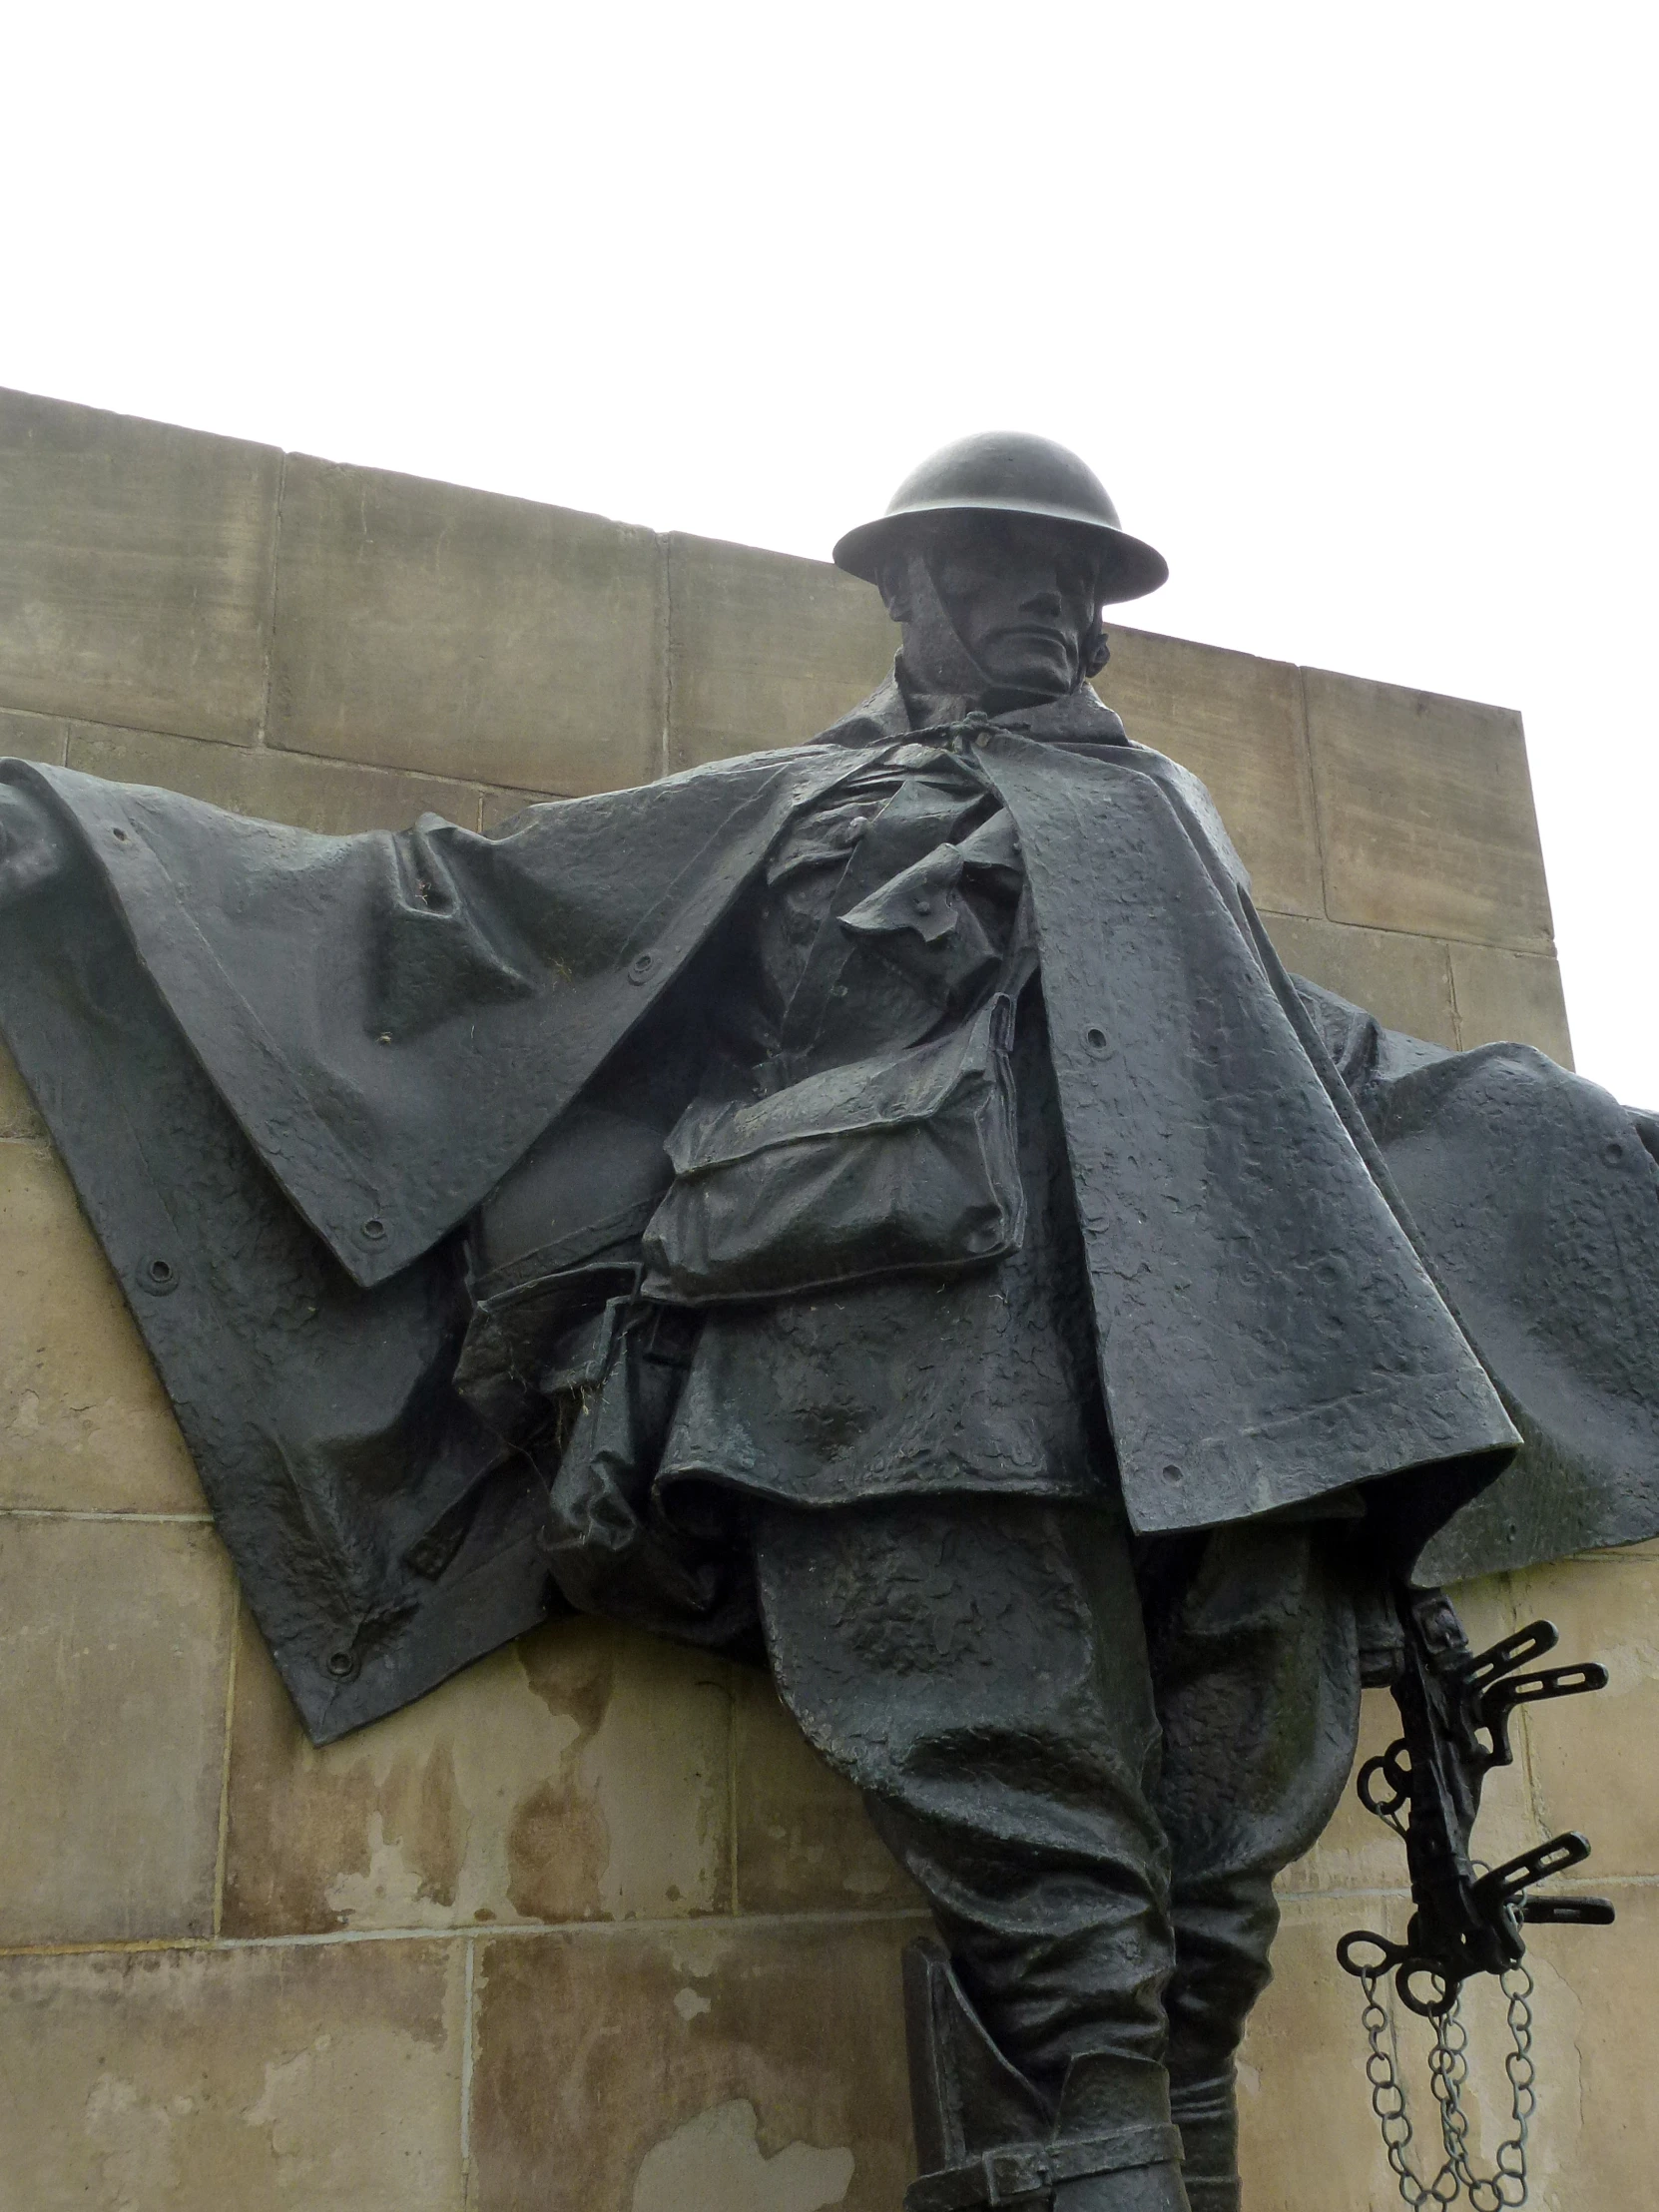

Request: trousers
left=753, top=1495, right=1362, bottom=2203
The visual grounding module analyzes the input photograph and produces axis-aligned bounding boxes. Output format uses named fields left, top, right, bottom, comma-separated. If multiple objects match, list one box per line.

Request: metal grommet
left=627, top=950, right=656, bottom=984
left=139, top=1256, right=180, bottom=1296
left=360, top=1217, right=387, bottom=1243
left=324, top=1647, right=358, bottom=1680
left=1084, top=1025, right=1109, bottom=1054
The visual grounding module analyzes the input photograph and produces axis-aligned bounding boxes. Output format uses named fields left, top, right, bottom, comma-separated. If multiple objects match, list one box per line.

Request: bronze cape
left=2, top=709, right=1657, bottom=1744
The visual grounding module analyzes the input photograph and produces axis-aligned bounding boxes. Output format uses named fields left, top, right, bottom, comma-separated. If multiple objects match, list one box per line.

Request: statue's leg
left=1143, top=1523, right=1362, bottom=2212
left=754, top=1494, right=1191, bottom=2210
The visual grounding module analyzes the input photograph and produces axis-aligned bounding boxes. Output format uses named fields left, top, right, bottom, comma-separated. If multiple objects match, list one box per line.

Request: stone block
left=1506, top=1552, right=1659, bottom=1882
left=1306, top=668, right=1553, bottom=949
left=269, top=456, right=664, bottom=795
left=733, top=1675, right=922, bottom=1915
left=0, top=1518, right=233, bottom=1943
left=65, top=721, right=483, bottom=836
left=223, top=1613, right=732, bottom=1936
left=480, top=783, right=557, bottom=831
left=1095, top=628, right=1324, bottom=916
left=1262, top=910, right=1459, bottom=1047
left=1450, top=939, right=1575, bottom=1065
left=0, top=1051, right=43, bottom=1140
left=0, top=704, right=68, bottom=765
left=1, top=715, right=69, bottom=1151
left=1528, top=1880, right=1659, bottom=2210
left=0, top=1141, right=204, bottom=1513
left=470, top=1917, right=918, bottom=2210
left=0, top=1937, right=464, bottom=2212
left=1238, top=1895, right=1401, bottom=2208
left=666, top=533, right=896, bottom=771
left=0, top=387, right=279, bottom=744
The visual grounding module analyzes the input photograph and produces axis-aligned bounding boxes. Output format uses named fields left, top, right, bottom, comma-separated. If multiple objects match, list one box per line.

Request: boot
left=900, top=1942, right=1193, bottom=2211
left=1050, top=2048, right=1190, bottom=2212
left=901, top=1937, right=1051, bottom=2176
left=1053, top=2160, right=1190, bottom=2211
left=908, top=2126, right=1189, bottom=2212
left=1169, top=2070, right=1240, bottom=2212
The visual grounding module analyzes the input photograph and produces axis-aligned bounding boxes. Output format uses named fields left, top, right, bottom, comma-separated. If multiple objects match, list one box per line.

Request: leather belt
left=904, top=2121, right=1184, bottom=2210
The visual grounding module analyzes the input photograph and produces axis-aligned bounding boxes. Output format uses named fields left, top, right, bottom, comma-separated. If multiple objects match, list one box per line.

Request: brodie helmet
left=831, top=430, right=1168, bottom=605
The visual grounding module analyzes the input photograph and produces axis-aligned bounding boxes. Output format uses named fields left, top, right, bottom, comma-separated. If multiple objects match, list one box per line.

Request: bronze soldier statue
left=2, top=434, right=1654, bottom=2212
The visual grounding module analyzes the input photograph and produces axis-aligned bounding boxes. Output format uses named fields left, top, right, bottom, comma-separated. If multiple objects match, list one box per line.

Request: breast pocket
left=640, top=993, right=1026, bottom=1305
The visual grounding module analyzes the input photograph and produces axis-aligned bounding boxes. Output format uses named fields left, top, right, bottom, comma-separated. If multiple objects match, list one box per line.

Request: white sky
left=4, top=3, right=1655, bottom=1093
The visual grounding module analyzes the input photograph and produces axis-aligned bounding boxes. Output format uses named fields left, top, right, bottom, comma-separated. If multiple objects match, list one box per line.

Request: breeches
left=753, top=1496, right=1361, bottom=2137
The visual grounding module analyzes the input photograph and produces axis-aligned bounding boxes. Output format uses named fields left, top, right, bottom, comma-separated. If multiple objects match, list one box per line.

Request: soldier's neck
left=894, top=651, right=1071, bottom=731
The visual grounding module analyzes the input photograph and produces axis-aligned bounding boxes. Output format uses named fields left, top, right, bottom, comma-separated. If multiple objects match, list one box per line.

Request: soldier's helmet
left=832, top=431, right=1168, bottom=606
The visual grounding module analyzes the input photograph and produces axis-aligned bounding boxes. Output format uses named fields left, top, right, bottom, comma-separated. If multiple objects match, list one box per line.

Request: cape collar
left=815, top=661, right=1129, bottom=753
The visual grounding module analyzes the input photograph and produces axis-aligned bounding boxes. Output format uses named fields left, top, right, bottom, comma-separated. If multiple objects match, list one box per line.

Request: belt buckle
left=981, top=2143, right=1054, bottom=2205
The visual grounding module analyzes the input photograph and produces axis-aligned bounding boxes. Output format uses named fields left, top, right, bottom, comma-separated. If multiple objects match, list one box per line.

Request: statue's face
left=915, top=513, right=1104, bottom=704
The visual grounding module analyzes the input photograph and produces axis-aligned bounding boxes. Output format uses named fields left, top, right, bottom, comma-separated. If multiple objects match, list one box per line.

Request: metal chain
left=1357, top=1965, right=1534, bottom=2209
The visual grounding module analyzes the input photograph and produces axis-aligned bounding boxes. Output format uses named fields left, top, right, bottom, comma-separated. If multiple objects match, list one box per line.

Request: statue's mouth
left=989, top=624, right=1070, bottom=657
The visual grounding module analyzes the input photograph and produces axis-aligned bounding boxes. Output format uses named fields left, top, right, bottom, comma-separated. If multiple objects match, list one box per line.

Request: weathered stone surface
left=269, top=457, right=665, bottom=795
left=65, top=721, right=483, bottom=836
left=0, top=1051, right=43, bottom=1140
left=224, top=1613, right=732, bottom=1936
left=1262, top=910, right=1459, bottom=1047
left=666, top=534, right=895, bottom=772
left=1306, top=669, right=1553, bottom=949
left=1508, top=1553, right=1659, bottom=1881
left=1238, top=1896, right=1401, bottom=2207
left=0, top=1141, right=204, bottom=1513
left=0, top=1518, right=233, bottom=1943
left=1527, top=1880, right=1659, bottom=2211
left=1450, top=939, right=1575, bottom=1065
left=0, top=718, right=64, bottom=1131
left=0, top=388, right=279, bottom=744
left=0, top=704, right=68, bottom=765
left=0, top=1937, right=464, bottom=2212
left=1095, top=629, right=1324, bottom=916
left=733, top=1676, right=921, bottom=1915
left=470, top=1917, right=918, bottom=2210
left=479, top=783, right=558, bottom=831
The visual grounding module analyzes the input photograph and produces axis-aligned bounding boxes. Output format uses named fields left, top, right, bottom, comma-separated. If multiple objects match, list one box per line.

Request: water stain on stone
left=505, top=1775, right=609, bottom=1923
left=517, top=1619, right=616, bottom=1738
left=504, top=1622, right=619, bottom=1920
left=381, top=1740, right=464, bottom=1910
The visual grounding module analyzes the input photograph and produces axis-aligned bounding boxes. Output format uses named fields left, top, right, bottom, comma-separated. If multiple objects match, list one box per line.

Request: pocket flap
left=666, top=998, right=1008, bottom=1177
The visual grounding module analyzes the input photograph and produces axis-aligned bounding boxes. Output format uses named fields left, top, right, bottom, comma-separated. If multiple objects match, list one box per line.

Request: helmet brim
left=831, top=499, right=1169, bottom=605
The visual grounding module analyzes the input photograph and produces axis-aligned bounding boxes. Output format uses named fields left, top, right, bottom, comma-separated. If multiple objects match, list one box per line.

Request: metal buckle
left=980, top=2144, right=1053, bottom=2205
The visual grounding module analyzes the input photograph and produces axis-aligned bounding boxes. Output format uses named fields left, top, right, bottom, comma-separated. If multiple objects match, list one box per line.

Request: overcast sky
left=5, top=3, right=1655, bottom=1092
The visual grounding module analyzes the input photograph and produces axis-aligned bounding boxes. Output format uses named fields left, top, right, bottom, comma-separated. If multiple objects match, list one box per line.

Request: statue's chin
left=971, top=646, right=1078, bottom=707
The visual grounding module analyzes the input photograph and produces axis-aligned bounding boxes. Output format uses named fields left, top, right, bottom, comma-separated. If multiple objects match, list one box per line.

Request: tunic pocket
left=640, top=992, right=1026, bottom=1304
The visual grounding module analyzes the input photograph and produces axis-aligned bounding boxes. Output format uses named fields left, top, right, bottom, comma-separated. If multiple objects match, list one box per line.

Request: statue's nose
left=1018, top=570, right=1066, bottom=615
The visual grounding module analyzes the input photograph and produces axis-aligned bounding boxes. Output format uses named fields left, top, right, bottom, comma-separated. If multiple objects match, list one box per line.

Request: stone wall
left=0, top=386, right=1644, bottom=2211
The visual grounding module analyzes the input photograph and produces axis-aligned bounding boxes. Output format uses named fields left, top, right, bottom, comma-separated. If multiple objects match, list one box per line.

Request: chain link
left=1357, top=1965, right=1534, bottom=2209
